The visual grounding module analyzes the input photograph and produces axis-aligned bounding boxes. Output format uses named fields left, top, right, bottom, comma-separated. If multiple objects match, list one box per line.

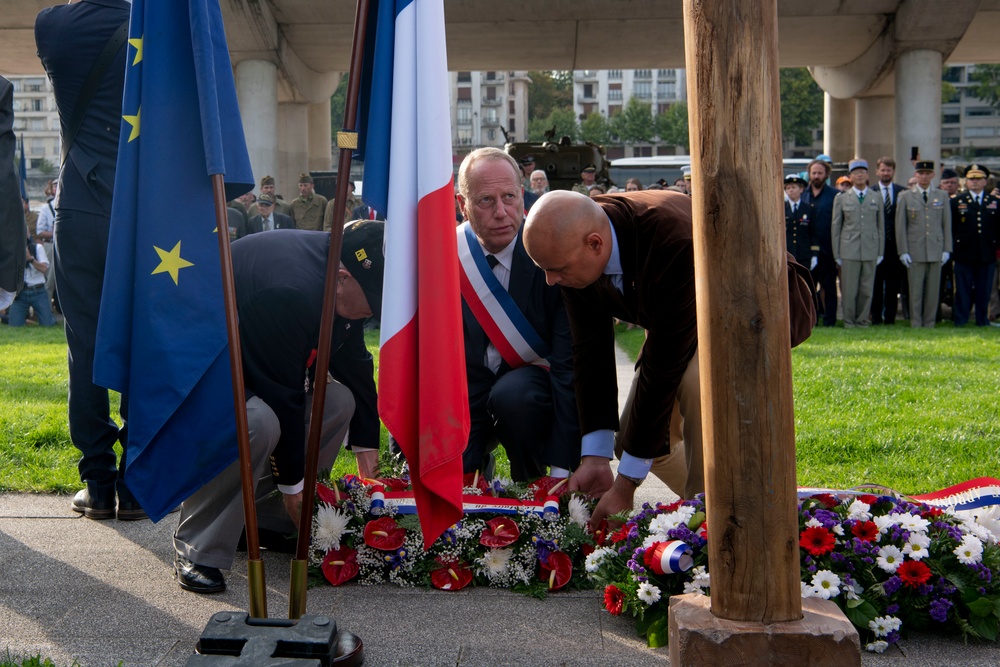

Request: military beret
left=298, top=173, right=314, bottom=184
left=260, top=175, right=275, bottom=186
left=341, top=219, right=385, bottom=319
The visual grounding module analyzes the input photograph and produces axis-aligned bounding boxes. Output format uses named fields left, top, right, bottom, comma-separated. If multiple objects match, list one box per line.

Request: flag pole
left=211, top=172, right=267, bottom=619
left=289, top=0, right=372, bottom=620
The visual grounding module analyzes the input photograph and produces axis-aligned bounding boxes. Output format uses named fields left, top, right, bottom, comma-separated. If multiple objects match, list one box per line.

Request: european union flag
left=94, top=0, right=254, bottom=522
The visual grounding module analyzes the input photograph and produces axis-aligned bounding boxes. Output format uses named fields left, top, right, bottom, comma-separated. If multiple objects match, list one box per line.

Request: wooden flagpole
left=211, top=172, right=266, bottom=618
left=288, top=0, right=372, bottom=620
left=672, top=0, right=859, bottom=662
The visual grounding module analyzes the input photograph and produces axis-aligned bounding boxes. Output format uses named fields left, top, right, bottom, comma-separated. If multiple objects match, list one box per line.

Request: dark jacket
left=801, top=183, right=837, bottom=257
left=351, top=204, right=385, bottom=221
left=231, top=230, right=378, bottom=488
left=0, top=77, right=26, bottom=293
left=951, top=190, right=999, bottom=265
left=246, top=212, right=295, bottom=235
left=784, top=199, right=816, bottom=266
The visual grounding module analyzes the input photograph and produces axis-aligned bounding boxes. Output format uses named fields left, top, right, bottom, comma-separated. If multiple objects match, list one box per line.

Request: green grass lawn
left=2, top=321, right=997, bottom=496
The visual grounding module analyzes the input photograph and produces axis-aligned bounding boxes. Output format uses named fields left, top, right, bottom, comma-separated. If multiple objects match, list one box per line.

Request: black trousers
left=55, top=209, right=130, bottom=499
left=812, top=253, right=839, bottom=327
left=463, top=365, right=561, bottom=482
left=954, top=261, right=996, bottom=326
left=871, top=254, right=904, bottom=324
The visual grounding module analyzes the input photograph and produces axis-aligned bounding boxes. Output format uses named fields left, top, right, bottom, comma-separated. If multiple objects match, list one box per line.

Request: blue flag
left=18, top=134, right=26, bottom=200
left=94, top=0, right=254, bottom=522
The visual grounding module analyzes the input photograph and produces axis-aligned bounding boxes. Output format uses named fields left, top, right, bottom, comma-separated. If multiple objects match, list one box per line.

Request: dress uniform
left=895, top=161, right=953, bottom=328
left=832, top=159, right=885, bottom=328
left=950, top=164, right=999, bottom=326
left=784, top=174, right=816, bottom=266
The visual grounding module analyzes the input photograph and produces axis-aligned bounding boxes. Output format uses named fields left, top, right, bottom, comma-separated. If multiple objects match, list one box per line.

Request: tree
left=527, top=70, right=573, bottom=121
left=35, top=157, right=56, bottom=175
left=580, top=112, right=611, bottom=145
left=967, top=64, right=1000, bottom=109
left=778, top=68, right=823, bottom=146
left=528, top=107, right=579, bottom=142
left=610, top=97, right=655, bottom=144
left=329, top=74, right=349, bottom=135
left=656, top=102, right=689, bottom=150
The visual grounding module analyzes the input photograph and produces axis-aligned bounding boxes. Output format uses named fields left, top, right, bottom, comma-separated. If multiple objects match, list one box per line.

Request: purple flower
left=532, top=536, right=558, bottom=563
left=929, top=598, right=952, bottom=623
left=807, top=563, right=817, bottom=573
left=886, top=604, right=899, bottom=614
left=668, top=525, right=694, bottom=541
left=813, top=509, right=839, bottom=528
left=884, top=576, right=903, bottom=595
left=918, top=583, right=934, bottom=596
left=886, top=630, right=901, bottom=645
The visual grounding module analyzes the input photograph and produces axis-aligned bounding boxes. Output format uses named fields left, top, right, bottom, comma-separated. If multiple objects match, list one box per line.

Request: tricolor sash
left=798, top=477, right=1000, bottom=512
left=457, top=223, right=550, bottom=370
left=369, top=485, right=559, bottom=517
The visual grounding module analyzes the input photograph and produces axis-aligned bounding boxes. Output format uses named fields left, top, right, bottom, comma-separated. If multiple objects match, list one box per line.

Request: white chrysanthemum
left=567, top=495, right=591, bottom=528
left=683, top=581, right=706, bottom=595
left=954, top=535, right=984, bottom=565
left=805, top=517, right=822, bottom=529
left=637, top=582, right=662, bottom=605
left=649, top=506, right=695, bottom=534
left=961, top=505, right=1000, bottom=543
left=642, top=533, right=660, bottom=549
left=960, top=518, right=993, bottom=543
left=865, top=640, right=889, bottom=653
left=898, top=513, right=930, bottom=534
left=691, top=565, right=711, bottom=589
left=478, top=548, right=512, bottom=581
left=876, top=545, right=904, bottom=573
left=847, top=500, right=872, bottom=522
left=584, top=547, right=614, bottom=573
left=832, top=523, right=845, bottom=536
left=902, top=532, right=931, bottom=560
left=811, top=570, right=841, bottom=600
left=313, top=504, right=352, bottom=552
left=869, top=617, right=892, bottom=638
left=873, top=515, right=897, bottom=535
left=801, top=580, right=817, bottom=598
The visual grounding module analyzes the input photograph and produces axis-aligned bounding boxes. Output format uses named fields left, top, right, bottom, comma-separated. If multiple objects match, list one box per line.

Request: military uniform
left=896, top=183, right=952, bottom=328
left=323, top=193, right=360, bottom=231
left=832, top=186, right=884, bottom=327
left=291, top=193, right=328, bottom=232
left=950, top=185, right=999, bottom=326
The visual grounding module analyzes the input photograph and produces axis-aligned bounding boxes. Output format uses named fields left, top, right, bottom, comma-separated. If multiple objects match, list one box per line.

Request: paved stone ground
left=1, top=344, right=997, bottom=665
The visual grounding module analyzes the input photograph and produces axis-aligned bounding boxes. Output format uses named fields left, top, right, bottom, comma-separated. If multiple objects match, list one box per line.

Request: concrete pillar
left=277, top=102, right=309, bottom=200
left=307, top=98, right=333, bottom=173
left=895, top=49, right=942, bottom=181
left=823, top=93, right=856, bottom=163
left=855, top=95, right=895, bottom=166
left=235, top=59, right=278, bottom=192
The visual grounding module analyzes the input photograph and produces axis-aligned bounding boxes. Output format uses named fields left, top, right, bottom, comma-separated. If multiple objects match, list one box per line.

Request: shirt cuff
left=581, top=430, right=615, bottom=459
left=618, top=452, right=653, bottom=480
left=277, top=479, right=305, bottom=495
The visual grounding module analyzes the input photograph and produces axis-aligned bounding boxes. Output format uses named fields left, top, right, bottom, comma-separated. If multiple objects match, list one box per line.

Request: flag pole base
left=247, top=559, right=267, bottom=619
left=187, top=611, right=363, bottom=666
left=288, top=559, right=308, bottom=620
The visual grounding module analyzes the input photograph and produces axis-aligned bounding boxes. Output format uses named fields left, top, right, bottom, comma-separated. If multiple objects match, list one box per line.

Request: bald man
left=524, top=190, right=815, bottom=525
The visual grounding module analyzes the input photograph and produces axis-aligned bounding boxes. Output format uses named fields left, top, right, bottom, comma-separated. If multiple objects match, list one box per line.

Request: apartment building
left=450, top=70, right=531, bottom=155
left=5, top=74, right=61, bottom=198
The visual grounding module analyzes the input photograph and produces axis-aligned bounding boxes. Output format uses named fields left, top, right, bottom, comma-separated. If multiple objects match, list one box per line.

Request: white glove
left=942, top=252, right=950, bottom=263
left=835, top=258, right=842, bottom=266
left=877, top=256, right=883, bottom=266
left=809, top=256, right=818, bottom=271
left=899, top=253, right=912, bottom=268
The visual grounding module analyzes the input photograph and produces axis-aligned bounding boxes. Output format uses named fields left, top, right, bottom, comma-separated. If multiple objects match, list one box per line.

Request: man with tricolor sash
left=455, top=148, right=580, bottom=484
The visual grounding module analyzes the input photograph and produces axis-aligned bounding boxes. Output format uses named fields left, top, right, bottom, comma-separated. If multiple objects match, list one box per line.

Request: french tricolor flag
left=357, top=0, right=469, bottom=548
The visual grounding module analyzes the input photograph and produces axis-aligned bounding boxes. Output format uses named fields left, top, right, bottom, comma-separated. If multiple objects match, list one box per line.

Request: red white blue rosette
left=649, top=540, right=693, bottom=575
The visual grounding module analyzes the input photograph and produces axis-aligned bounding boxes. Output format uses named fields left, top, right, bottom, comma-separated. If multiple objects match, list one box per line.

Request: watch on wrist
left=618, top=472, right=644, bottom=487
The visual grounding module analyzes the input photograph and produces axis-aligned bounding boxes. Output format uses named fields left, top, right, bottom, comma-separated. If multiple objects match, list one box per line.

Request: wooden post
left=671, top=1, right=859, bottom=663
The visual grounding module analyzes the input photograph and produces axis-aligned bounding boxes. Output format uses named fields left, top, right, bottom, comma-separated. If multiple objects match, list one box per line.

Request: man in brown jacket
left=523, top=190, right=815, bottom=524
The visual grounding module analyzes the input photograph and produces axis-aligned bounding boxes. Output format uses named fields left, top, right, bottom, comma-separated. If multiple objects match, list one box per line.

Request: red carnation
left=851, top=520, right=879, bottom=542
left=898, top=560, right=932, bottom=588
left=320, top=546, right=359, bottom=586
left=609, top=525, right=631, bottom=544
left=922, top=507, right=944, bottom=519
left=604, top=584, right=625, bottom=615
left=811, top=493, right=838, bottom=508
left=480, top=517, right=520, bottom=548
left=363, top=517, right=406, bottom=551
left=858, top=494, right=879, bottom=505
left=657, top=499, right=684, bottom=513
left=539, top=551, right=573, bottom=591
left=799, top=526, right=836, bottom=556
left=430, top=558, right=472, bottom=591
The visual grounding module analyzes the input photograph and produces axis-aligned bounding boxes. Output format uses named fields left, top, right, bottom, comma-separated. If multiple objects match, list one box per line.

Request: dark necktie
left=486, top=254, right=499, bottom=269
left=858, top=191, right=865, bottom=204
left=923, top=191, right=928, bottom=204
left=883, top=187, right=891, bottom=218
left=792, top=203, right=797, bottom=214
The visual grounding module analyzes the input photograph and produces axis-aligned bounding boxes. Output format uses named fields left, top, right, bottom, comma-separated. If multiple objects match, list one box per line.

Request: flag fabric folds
left=358, top=0, right=470, bottom=547
left=93, top=0, right=253, bottom=522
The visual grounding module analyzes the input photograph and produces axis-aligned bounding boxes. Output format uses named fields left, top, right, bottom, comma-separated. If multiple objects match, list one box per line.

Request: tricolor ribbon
left=368, top=486, right=560, bottom=518
left=648, top=540, right=693, bottom=575
left=798, top=477, right=1000, bottom=512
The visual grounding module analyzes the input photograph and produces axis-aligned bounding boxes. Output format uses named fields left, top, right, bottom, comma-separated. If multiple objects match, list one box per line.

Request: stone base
left=668, top=594, right=860, bottom=667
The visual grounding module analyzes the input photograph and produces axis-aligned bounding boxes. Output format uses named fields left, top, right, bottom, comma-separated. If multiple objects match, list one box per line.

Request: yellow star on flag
left=128, top=37, right=143, bottom=66
left=152, top=241, right=194, bottom=285
left=123, top=107, right=140, bottom=142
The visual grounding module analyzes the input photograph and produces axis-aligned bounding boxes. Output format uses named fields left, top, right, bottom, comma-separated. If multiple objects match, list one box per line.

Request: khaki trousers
left=908, top=261, right=942, bottom=328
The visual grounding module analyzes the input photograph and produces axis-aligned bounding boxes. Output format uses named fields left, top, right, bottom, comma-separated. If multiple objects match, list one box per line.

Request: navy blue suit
left=461, top=230, right=580, bottom=481
left=802, top=183, right=838, bottom=326
left=36, top=0, right=131, bottom=499
left=871, top=182, right=907, bottom=324
left=351, top=204, right=385, bottom=221
left=0, top=77, right=26, bottom=296
left=951, top=191, right=999, bottom=326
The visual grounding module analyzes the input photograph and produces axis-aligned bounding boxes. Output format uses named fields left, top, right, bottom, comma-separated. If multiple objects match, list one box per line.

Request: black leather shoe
left=175, top=555, right=226, bottom=594
left=116, top=497, right=149, bottom=521
left=71, top=488, right=115, bottom=520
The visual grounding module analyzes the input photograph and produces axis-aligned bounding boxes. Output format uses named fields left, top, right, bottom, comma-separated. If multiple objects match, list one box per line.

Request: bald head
left=523, top=190, right=611, bottom=288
